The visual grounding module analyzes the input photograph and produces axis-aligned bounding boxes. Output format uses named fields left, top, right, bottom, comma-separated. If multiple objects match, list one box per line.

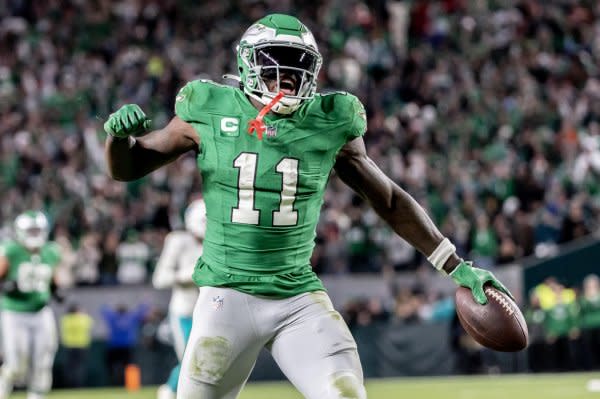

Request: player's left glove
left=450, top=261, right=513, bottom=305
left=103, top=104, right=151, bottom=138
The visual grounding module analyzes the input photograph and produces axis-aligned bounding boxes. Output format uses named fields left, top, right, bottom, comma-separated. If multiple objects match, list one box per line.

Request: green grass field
left=11, top=373, right=600, bottom=399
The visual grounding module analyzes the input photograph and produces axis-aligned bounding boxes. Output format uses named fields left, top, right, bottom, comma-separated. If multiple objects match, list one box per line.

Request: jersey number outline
left=232, top=152, right=299, bottom=226
left=17, top=262, right=53, bottom=293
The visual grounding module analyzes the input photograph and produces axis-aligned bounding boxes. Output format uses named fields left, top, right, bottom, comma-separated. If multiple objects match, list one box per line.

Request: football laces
left=484, top=287, right=514, bottom=316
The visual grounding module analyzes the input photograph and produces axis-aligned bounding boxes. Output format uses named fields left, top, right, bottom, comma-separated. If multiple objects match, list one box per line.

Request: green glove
left=450, top=261, right=514, bottom=305
left=104, top=104, right=151, bottom=138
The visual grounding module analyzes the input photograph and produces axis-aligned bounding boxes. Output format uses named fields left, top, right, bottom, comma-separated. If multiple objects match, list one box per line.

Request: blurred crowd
left=1, top=0, right=600, bottom=285
left=342, top=273, right=600, bottom=374
left=525, top=274, right=600, bottom=372
left=343, top=283, right=455, bottom=329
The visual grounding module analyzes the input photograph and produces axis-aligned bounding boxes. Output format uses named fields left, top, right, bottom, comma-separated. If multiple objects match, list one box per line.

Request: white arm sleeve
left=175, top=259, right=196, bottom=284
left=152, top=232, right=181, bottom=289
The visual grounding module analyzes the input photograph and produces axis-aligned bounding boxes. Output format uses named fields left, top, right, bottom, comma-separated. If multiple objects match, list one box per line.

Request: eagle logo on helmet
left=234, top=14, right=323, bottom=115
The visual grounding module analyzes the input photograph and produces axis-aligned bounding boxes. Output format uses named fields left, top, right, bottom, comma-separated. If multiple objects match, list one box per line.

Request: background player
left=153, top=199, right=206, bottom=399
left=0, top=211, right=63, bottom=399
left=104, top=14, right=511, bottom=399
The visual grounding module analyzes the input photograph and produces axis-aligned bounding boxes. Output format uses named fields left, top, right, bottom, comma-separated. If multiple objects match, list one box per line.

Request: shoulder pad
left=319, top=92, right=366, bottom=140
left=174, top=79, right=234, bottom=123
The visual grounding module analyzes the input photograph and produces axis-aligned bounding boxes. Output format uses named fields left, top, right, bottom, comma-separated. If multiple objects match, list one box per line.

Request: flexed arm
left=104, top=105, right=199, bottom=181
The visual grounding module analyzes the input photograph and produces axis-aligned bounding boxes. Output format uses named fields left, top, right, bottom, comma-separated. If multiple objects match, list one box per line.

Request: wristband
left=427, top=238, right=456, bottom=272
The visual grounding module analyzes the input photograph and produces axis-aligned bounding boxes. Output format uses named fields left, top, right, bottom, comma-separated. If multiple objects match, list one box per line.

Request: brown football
left=455, top=285, right=528, bottom=352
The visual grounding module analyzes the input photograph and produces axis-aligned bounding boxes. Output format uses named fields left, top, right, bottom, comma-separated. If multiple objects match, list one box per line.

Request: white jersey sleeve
left=154, top=231, right=203, bottom=317
left=152, top=231, right=184, bottom=289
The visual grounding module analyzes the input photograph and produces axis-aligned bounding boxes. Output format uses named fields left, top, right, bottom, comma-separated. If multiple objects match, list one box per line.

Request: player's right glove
left=450, top=261, right=513, bottom=305
left=103, top=104, right=151, bottom=138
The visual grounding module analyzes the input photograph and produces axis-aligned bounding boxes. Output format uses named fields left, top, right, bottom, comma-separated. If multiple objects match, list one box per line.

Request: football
left=455, top=285, right=529, bottom=352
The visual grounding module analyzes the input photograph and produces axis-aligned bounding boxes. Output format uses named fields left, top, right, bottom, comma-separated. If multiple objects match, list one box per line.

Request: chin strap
left=248, top=91, right=284, bottom=140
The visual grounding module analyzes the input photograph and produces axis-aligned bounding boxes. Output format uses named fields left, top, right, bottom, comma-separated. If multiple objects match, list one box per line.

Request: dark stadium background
left=1, top=0, right=600, bottom=393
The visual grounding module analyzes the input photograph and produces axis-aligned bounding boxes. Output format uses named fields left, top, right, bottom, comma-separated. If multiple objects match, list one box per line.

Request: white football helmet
left=235, top=14, right=322, bottom=115
left=184, top=199, right=206, bottom=239
left=14, top=211, right=49, bottom=250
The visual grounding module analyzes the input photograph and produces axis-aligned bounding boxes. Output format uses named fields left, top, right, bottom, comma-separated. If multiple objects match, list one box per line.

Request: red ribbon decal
left=247, top=91, right=284, bottom=140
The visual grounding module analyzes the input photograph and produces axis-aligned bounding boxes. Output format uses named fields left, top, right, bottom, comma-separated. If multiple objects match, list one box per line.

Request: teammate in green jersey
left=0, top=211, right=62, bottom=399
left=104, top=13, right=512, bottom=399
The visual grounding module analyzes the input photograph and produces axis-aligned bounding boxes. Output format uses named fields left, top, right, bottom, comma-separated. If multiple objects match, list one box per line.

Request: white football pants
left=0, top=307, right=58, bottom=399
left=177, top=287, right=366, bottom=399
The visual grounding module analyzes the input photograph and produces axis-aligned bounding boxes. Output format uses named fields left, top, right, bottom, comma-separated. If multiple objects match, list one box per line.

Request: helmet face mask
left=14, top=211, right=49, bottom=250
left=237, top=14, right=323, bottom=114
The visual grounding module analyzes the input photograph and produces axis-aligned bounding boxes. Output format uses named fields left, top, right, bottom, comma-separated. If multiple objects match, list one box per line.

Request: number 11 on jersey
left=232, top=152, right=299, bottom=226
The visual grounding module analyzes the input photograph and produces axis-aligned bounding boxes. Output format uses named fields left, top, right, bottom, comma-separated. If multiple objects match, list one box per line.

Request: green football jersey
left=0, top=240, right=61, bottom=312
left=175, top=80, right=366, bottom=297
left=580, top=296, right=600, bottom=329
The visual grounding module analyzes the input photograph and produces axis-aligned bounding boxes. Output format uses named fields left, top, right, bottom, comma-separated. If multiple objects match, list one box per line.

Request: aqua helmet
left=14, top=211, right=49, bottom=250
left=184, top=199, right=206, bottom=239
left=236, top=14, right=323, bottom=115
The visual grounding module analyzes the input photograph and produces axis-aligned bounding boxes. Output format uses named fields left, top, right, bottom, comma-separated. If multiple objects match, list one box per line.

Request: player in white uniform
left=153, top=200, right=206, bottom=399
left=0, top=212, right=62, bottom=399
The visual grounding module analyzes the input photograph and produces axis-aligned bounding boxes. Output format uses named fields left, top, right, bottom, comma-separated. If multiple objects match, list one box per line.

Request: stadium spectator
left=100, top=302, right=149, bottom=386
left=73, top=232, right=102, bottom=285
left=525, top=292, right=549, bottom=372
left=394, top=285, right=427, bottom=324
left=535, top=279, right=580, bottom=371
left=4, top=2, right=600, bottom=381
left=60, top=303, right=94, bottom=388
left=116, top=229, right=151, bottom=285
left=343, top=296, right=391, bottom=329
left=0, top=0, right=599, bottom=285
left=579, top=274, right=600, bottom=369
left=469, top=213, right=498, bottom=270
left=98, top=230, right=120, bottom=285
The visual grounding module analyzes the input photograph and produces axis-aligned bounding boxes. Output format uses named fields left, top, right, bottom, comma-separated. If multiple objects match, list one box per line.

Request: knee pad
left=327, top=371, right=366, bottom=399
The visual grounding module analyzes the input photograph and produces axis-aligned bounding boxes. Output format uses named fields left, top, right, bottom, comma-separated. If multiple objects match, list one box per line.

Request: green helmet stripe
left=257, top=14, right=307, bottom=37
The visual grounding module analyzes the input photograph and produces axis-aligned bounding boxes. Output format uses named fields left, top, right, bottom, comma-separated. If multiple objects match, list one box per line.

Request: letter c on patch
left=220, top=117, right=239, bottom=133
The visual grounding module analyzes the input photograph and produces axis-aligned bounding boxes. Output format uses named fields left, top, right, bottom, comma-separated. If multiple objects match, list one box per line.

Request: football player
left=153, top=199, right=206, bottom=399
left=0, top=211, right=62, bottom=399
left=104, top=14, right=511, bottom=399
